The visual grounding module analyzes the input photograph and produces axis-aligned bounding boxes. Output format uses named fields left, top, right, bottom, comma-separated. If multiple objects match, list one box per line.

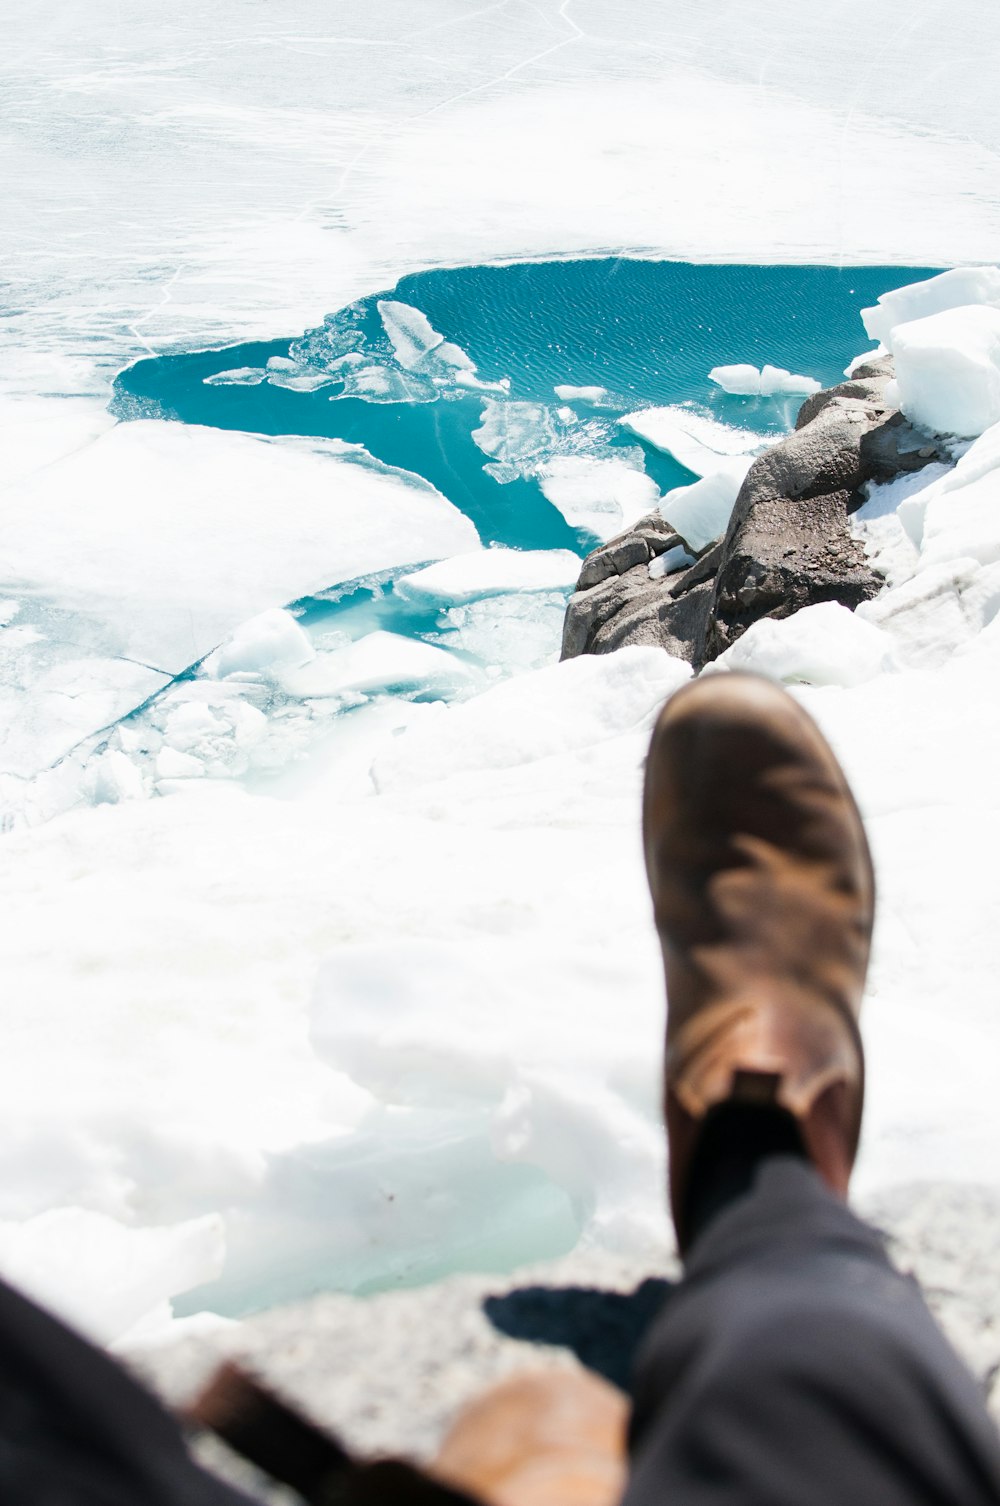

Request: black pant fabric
left=0, top=1272, right=252, bottom=1506
left=625, top=1157, right=1000, bottom=1505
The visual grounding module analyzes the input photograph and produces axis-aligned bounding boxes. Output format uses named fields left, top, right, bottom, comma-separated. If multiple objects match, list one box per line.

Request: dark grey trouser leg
left=0, top=1273, right=254, bottom=1506
left=625, top=1158, right=1000, bottom=1506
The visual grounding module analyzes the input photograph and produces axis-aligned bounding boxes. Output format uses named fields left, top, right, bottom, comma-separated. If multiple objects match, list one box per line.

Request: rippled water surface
left=116, top=260, right=939, bottom=552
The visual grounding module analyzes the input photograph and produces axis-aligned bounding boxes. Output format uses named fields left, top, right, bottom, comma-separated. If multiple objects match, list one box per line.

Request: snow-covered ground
left=5, top=2, right=1000, bottom=1348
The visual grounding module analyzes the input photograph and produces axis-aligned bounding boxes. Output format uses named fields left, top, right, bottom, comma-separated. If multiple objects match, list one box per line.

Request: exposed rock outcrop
left=562, top=358, right=948, bottom=669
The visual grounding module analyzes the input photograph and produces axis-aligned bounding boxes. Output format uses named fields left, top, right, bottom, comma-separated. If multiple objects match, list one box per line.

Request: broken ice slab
left=618, top=405, right=770, bottom=477
left=0, top=421, right=479, bottom=785
left=394, top=549, right=580, bottom=605
left=537, top=455, right=660, bottom=540
left=708, top=363, right=820, bottom=396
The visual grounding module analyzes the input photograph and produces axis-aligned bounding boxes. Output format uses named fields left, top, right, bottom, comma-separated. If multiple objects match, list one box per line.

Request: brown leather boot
left=432, top=1371, right=628, bottom=1506
left=642, top=672, right=875, bottom=1249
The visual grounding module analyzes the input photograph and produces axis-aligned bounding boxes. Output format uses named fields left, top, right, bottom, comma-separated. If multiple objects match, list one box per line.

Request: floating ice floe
left=707, top=601, right=896, bottom=687
left=618, top=405, right=769, bottom=476
left=537, top=456, right=660, bottom=539
left=472, top=400, right=557, bottom=477
left=657, top=457, right=754, bottom=552
left=887, top=305, right=1000, bottom=438
left=708, top=362, right=820, bottom=396
left=395, top=549, right=580, bottom=605
left=862, top=267, right=1000, bottom=351
left=553, top=385, right=609, bottom=405
left=279, top=631, right=473, bottom=699
left=203, top=367, right=267, bottom=386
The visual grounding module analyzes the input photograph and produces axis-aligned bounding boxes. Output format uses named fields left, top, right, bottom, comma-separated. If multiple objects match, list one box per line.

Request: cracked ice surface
left=0, top=422, right=478, bottom=798
left=4, top=0, right=1000, bottom=398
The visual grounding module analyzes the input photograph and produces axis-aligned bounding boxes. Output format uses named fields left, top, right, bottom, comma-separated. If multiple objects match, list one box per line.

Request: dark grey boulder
left=703, top=487, right=878, bottom=662
left=562, top=518, right=706, bottom=659
left=561, top=354, right=948, bottom=671
left=702, top=388, right=947, bottom=663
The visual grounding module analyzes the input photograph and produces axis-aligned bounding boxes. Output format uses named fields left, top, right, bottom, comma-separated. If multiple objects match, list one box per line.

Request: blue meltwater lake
left=110, top=260, right=940, bottom=797
left=116, top=259, right=938, bottom=549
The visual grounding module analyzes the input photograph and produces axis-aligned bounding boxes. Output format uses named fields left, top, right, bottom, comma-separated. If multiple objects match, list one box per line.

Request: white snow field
left=5, top=1, right=1000, bottom=1345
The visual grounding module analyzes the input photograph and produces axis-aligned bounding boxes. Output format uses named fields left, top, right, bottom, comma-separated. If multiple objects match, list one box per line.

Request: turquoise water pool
left=110, top=260, right=941, bottom=795
left=115, top=259, right=940, bottom=556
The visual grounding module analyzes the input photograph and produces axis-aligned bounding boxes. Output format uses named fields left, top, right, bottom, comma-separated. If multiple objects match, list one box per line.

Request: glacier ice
left=889, top=306, right=1000, bottom=438
left=708, top=363, right=821, bottom=396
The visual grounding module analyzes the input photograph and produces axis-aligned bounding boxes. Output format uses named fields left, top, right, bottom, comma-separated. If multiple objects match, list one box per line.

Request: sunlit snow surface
left=6, top=0, right=1000, bottom=1344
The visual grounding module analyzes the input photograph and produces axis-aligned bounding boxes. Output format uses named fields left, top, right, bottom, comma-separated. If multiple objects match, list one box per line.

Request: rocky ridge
left=562, top=357, right=948, bottom=669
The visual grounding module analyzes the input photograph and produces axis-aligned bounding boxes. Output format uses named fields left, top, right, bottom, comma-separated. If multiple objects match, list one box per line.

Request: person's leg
left=627, top=673, right=1000, bottom=1504
left=0, top=1271, right=253, bottom=1506
left=626, top=1151, right=1000, bottom=1506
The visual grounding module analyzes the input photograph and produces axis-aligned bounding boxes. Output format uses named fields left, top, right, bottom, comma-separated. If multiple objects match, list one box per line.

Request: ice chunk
left=648, top=544, right=695, bottom=579
left=862, top=267, right=1000, bottom=349
left=0, top=1208, right=224, bottom=1347
left=372, top=645, right=691, bottom=791
left=206, top=608, right=315, bottom=680
left=888, top=306, right=1000, bottom=438
left=202, top=367, right=267, bottom=386
left=911, top=466, right=1000, bottom=576
left=618, top=405, right=769, bottom=475
left=430, top=593, right=568, bottom=675
left=858, top=558, right=1000, bottom=668
left=86, top=749, right=147, bottom=805
left=332, top=362, right=436, bottom=403
left=280, top=631, right=472, bottom=699
left=707, top=605, right=891, bottom=689
left=473, top=400, right=556, bottom=470
left=537, top=456, right=659, bottom=539
left=845, top=348, right=887, bottom=377
left=554, top=385, right=609, bottom=405
left=708, top=601, right=895, bottom=686
left=395, top=549, right=579, bottom=605
left=658, top=457, right=753, bottom=552
left=377, top=300, right=444, bottom=370
left=0, top=421, right=479, bottom=697
left=708, top=363, right=820, bottom=396
left=155, top=747, right=206, bottom=780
